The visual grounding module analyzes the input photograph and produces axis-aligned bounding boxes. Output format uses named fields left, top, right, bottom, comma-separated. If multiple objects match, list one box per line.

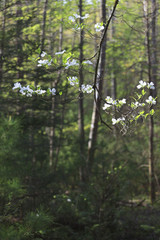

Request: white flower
left=148, top=82, right=155, bottom=90
left=55, top=50, right=66, bottom=55
left=95, top=23, right=104, bottom=32
left=37, top=59, right=52, bottom=67
left=81, top=84, right=93, bottom=93
left=81, top=13, right=89, bottom=19
left=41, top=51, right=47, bottom=57
left=68, top=16, right=75, bottom=22
left=102, top=103, right=111, bottom=110
left=68, top=76, right=79, bottom=86
left=119, top=98, right=126, bottom=105
left=35, top=89, right=46, bottom=95
left=83, top=60, right=93, bottom=65
left=112, top=117, right=125, bottom=125
left=146, top=96, right=156, bottom=105
left=131, top=101, right=145, bottom=109
left=49, top=88, right=56, bottom=95
left=67, top=198, right=71, bottom=202
left=105, top=96, right=117, bottom=105
left=65, top=59, right=79, bottom=69
left=137, top=80, right=147, bottom=89
left=13, top=82, right=22, bottom=90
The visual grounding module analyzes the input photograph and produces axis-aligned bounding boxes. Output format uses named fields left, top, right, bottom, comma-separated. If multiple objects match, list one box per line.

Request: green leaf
left=150, top=109, right=155, bottom=115
left=142, top=89, right=146, bottom=96
left=59, top=91, right=63, bottom=96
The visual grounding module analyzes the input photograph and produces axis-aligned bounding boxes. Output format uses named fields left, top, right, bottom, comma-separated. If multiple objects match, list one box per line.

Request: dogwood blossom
left=48, top=88, right=56, bottom=95
left=112, top=117, right=125, bottom=125
left=102, top=103, right=112, bottom=110
left=81, top=84, right=93, bottom=93
left=83, top=60, right=93, bottom=65
left=95, top=23, right=104, bottom=32
left=119, top=98, right=126, bottom=105
left=12, top=82, right=22, bottom=90
left=55, top=50, right=66, bottom=55
left=65, top=59, right=79, bottom=69
left=73, top=13, right=89, bottom=19
left=68, top=76, right=79, bottom=86
left=41, top=51, right=47, bottom=57
left=105, top=96, right=117, bottom=105
left=131, top=102, right=145, bottom=109
left=68, top=16, right=75, bottom=22
left=146, top=96, right=156, bottom=105
left=137, top=80, right=147, bottom=89
left=35, top=89, right=46, bottom=95
left=37, top=59, right=52, bottom=67
left=147, top=82, right=155, bottom=90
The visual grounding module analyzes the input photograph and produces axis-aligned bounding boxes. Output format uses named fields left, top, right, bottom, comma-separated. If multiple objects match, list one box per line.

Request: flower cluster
left=112, top=117, right=125, bottom=125
left=68, top=13, right=89, bottom=22
left=68, top=76, right=79, bottom=86
left=37, top=59, right=52, bottom=67
left=95, top=23, right=104, bottom=32
left=137, top=80, right=155, bottom=90
left=12, top=82, right=56, bottom=97
left=81, top=84, right=93, bottom=94
left=65, top=59, right=79, bottom=69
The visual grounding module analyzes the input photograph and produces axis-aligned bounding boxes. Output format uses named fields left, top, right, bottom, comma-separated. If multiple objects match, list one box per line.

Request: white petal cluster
left=105, top=96, right=117, bottom=105
left=95, top=23, right=104, bottom=32
left=13, top=82, right=56, bottom=97
left=112, top=117, right=125, bottom=125
left=81, top=84, right=93, bottom=93
left=68, top=16, right=75, bottom=22
left=20, top=85, right=34, bottom=97
left=146, top=96, right=156, bottom=105
left=12, top=82, right=22, bottom=90
left=118, top=98, right=126, bottom=105
left=68, top=76, right=79, bottom=86
left=41, top=51, right=47, bottom=58
left=55, top=50, right=66, bottom=55
left=69, top=13, right=89, bottom=22
left=147, top=82, right=155, bottom=90
left=48, top=88, right=56, bottom=95
left=102, top=103, right=111, bottom=110
left=37, top=59, right=52, bottom=67
left=65, top=59, right=79, bottom=69
left=131, top=101, right=145, bottom=109
left=83, top=60, right=93, bottom=65
left=137, top=80, right=147, bottom=89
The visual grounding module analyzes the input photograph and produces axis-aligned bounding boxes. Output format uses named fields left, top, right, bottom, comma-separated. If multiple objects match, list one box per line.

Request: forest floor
left=117, top=200, right=160, bottom=240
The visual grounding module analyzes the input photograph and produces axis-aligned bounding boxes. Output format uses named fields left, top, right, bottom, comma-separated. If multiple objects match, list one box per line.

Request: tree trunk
left=0, top=0, right=6, bottom=85
left=87, top=0, right=107, bottom=175
left=143, top=0, right=157, bottom=204
left=78, top=0, right=85, bottom=181
left=16, top=0, right=23, bottom=79
left=41, top=0, right=48, bottom=52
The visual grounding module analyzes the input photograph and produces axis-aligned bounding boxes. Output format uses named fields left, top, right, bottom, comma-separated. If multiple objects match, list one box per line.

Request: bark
left=41, top=0, right=48, bottom=52
left=143, top=0, right=157, bottom=204
left=87, top=0, right=119, bottom=176
left=50, top=22, right=63, bottom=168
left=78, top=0, right=85, bottom=181
left=0, top=0, right=6, bottom=85
left=87, top=0, right=107, bottom=174
left=16, top=0, right=23, bottom=79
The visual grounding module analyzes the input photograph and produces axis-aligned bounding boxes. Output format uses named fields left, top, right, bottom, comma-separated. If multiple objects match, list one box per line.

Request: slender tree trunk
left=87, top=0, right=119, bottom=176
left=143, top=0, right=157, bottom=204
left=41, top=0, right=48, bottom=52
left=78, top=0, right=85, bottom=181
left=50, top=20, right=63, bottom=168
left=87, top=0, right=107, bottom=175
left=0, top=0, right=6, bottom=85
left=16, top=0, right=23, bottom=79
